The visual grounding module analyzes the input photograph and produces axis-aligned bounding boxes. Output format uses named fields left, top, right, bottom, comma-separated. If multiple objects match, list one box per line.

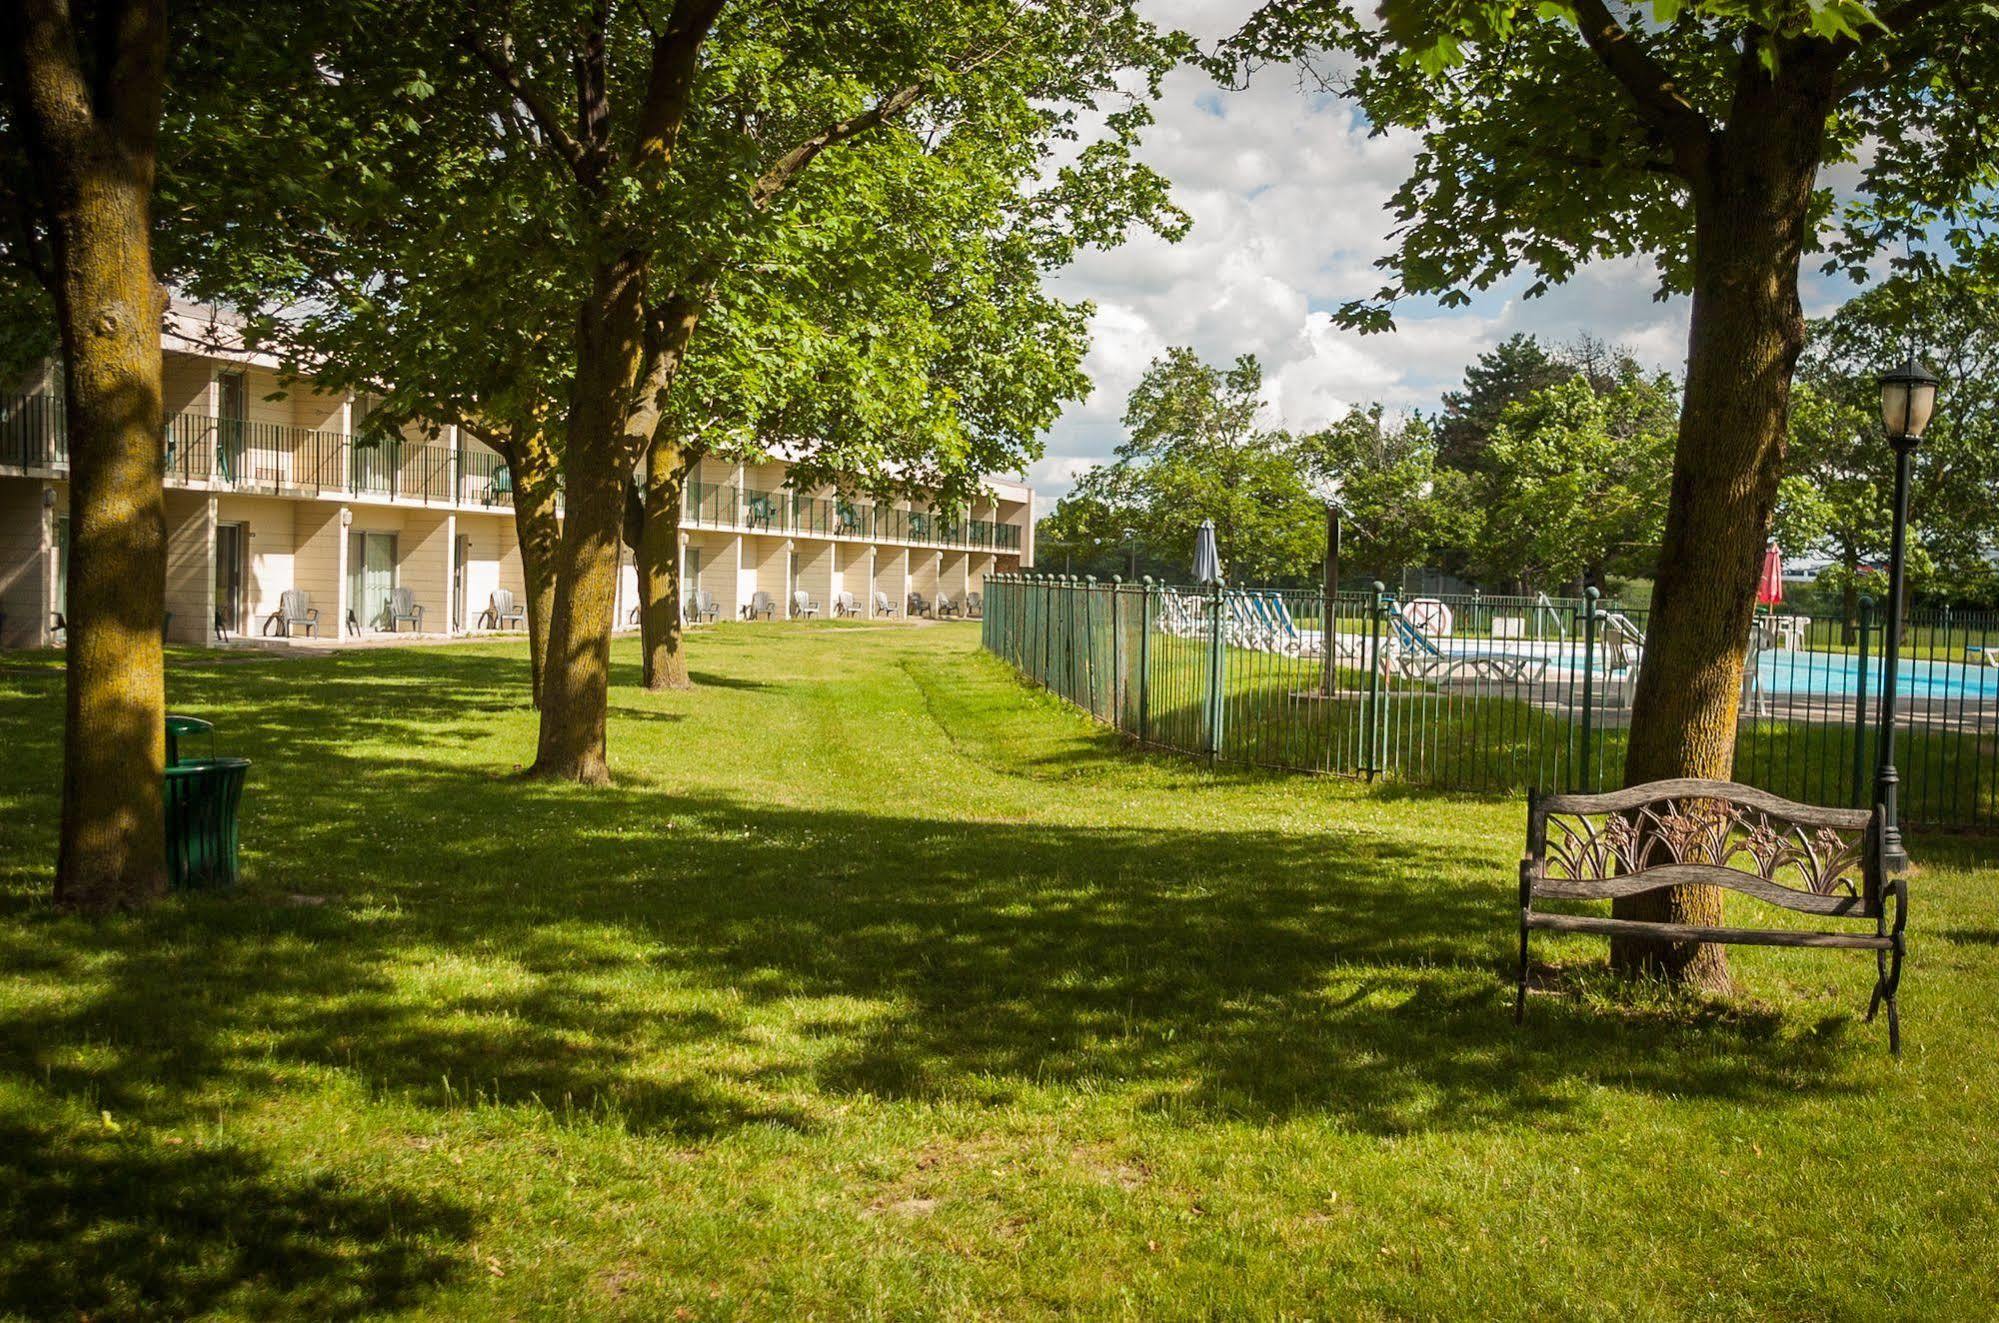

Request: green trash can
left=164, top=714, right=249, bottom=890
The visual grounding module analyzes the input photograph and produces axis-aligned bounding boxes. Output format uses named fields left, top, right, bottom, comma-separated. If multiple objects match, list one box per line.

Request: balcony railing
left=5, top=391, right=1022, bottom=547
left=677, top=480, right=1022, bottom=552
left=3, top=392, right=517, bottom=510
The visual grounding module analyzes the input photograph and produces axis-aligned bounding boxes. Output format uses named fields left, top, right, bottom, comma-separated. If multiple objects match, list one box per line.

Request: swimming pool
left=1755, top=648, right=1999, bottom=701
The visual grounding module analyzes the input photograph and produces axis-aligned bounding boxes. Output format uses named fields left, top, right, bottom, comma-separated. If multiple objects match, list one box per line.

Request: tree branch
left=458, top=29, right=590, bottom=187
left=750, top=82, right=927, bottom=209
left=1568, top=0, right=1712, bottom=178
left=629, top=0, right=728, bottom=168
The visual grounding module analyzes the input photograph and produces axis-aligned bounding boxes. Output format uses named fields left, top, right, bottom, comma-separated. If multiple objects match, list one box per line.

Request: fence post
left=1365, top=581, right=1385, bottom=781
left=1853, top=594, right=1872, bottom=808
left=1578, top=586, right=1599, bottom=792
left=1084, top=575, right=1099, bottom=718
left=1138, top=578, right=1153, bottom=744
left=1110, top=576, right=1124, bottom=729
left=1206, top=580, right=1226, bottom=761
left=1047, top=575, right=1063, bottom=687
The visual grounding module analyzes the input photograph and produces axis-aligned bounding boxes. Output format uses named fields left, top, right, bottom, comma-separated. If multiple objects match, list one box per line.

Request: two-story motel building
left=0, top=304, right=1035, bottom=650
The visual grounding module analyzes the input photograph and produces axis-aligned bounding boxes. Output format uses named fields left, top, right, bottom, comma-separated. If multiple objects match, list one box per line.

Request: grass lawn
left=3, top=621, right=1997, bottom=1319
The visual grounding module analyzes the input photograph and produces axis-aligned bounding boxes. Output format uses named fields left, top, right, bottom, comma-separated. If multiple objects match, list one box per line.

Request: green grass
left=3, top=622, right=1999, bottom=1318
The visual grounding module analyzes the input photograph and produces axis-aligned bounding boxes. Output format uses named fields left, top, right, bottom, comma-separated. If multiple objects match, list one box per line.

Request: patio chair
left=873, top=590, right=898, bottom=618
left=833, top=591, right=860, bottom=618
left=907, top=591, right=932, bottom=619
left=481, top=589, right=527, bottom=630
left=792, top=589, right=820, bottom=619
left=935, top=593, right=961, bottom=619
left=214, top=609, right=232, bottom=643
left=49, top=611, right=66, bottom=643
left=743, top=590, right=778, bottom=621
left=964, top=591, right=983, bottom=619
left=388, top=586, right=425, bottom=633
left=268, top=589, right=318, bottom=638
left=685, top=588, right=720, bottom=624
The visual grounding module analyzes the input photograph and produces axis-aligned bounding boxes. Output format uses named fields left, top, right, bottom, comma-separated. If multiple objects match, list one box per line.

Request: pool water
left=1756, top=648, right=1999, bottom=701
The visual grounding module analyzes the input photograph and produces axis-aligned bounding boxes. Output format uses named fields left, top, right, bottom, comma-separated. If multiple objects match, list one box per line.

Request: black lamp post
left=1875, top=353, right=1940, bottom=874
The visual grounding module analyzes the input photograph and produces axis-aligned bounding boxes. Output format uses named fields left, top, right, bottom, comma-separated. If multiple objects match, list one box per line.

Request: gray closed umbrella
left=1191, top=520, right=1222, bottom=585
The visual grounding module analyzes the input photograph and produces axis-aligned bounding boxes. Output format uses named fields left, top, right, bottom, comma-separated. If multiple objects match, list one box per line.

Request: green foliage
left=1781, top=265, right=1999, bottom=606
left=1435, top=333, right=1568, bottom=474
left=1299, top=405, right=1464, bottom=583
left=1217, top=0, right=1999, bottom=328
left=1042, top=348, right=1322, bottom=583
left=1464, top=366, right=1678, bottom=588
left=160, top=0, right=1188, bottom=498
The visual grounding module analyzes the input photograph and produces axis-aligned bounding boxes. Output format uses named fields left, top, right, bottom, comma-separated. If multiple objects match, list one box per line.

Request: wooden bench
left=1517, top=778, right=1908, bottom=1053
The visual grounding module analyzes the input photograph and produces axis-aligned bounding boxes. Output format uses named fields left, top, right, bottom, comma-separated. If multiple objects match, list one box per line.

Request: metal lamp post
left=1123, top=527, right=1138, bottom=581
left=1874, top=353, right=1940, bottom=874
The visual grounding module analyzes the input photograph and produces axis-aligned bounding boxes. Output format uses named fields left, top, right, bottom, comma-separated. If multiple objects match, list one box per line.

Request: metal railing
left=982, top=575, right=1999, bottom=831
left=3, top=391, right=518, bottom=510
left=675, top=480, right=1022, bottom=552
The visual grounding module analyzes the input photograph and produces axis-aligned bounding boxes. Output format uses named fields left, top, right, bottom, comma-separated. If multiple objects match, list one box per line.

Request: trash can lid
left=165, top=714, right=214, bottom=737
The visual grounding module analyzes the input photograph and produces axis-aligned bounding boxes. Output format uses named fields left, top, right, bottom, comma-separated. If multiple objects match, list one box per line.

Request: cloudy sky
left=1026, top=0, right=1850, bottom=502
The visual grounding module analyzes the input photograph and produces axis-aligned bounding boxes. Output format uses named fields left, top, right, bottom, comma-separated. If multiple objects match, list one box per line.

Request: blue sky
left=1025, top=0, right=1862, bottom=502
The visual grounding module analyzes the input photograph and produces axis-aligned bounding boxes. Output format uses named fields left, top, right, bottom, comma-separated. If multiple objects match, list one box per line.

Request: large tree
left=1299, top=405, right=1467, bottom=584
left=1466, top=368, right=1677, bottom=591
left=1053, top=348, right=1324, bottom=583
left=1, top=0, right=170, bottom=911
left=171, top=1, right=1180, bottom=779
left=1225, top=0, right=1999, bottom=988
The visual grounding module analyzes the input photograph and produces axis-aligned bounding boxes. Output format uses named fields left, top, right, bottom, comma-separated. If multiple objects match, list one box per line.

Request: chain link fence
left=980, top=574, right=1999, bottom=830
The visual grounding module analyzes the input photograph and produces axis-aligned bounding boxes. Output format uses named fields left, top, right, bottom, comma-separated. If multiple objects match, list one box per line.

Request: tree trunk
left=8, top=0, right=171, bottom=911
left=531, top=253, right=647, bottom=784
left=639, top=438, right=696, bottom=690
left=1612, top=67, right=1837, bottom=989
left=506, top=434, right=562, bottom=707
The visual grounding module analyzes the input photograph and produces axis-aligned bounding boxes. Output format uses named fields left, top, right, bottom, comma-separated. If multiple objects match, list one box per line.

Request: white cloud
left=1031, top=1, right=1712, bottom=501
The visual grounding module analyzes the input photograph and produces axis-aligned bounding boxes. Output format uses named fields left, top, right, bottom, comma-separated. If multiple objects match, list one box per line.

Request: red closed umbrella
left=1756, top=545, right=1784, bottom=607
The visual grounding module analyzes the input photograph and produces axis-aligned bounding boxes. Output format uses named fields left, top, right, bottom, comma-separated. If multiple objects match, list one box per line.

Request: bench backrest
left=280, top=589, right=312, bottom=620
left=1526, top=778, right=1881, bottom=920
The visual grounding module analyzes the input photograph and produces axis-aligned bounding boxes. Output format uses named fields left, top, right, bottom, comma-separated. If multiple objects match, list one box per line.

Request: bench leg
left=1866, top=939, right=1905, bottom=1056
left=1514, top=918, right=1530, bottom=1025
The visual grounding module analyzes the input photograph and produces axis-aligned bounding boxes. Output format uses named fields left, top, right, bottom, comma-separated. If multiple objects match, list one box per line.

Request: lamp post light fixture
left=1122, top=527, right=1138, bottom=581
left=1874, top=353, right=1940, bottom=874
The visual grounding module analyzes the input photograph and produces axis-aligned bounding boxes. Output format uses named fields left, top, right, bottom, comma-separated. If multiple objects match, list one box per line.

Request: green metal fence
left=982, top=574, right=1999, bottom=830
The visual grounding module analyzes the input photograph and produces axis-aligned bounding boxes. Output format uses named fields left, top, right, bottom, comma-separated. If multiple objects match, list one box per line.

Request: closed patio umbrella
left=1192, top=520, right=1222, bottom=585
left=1756, top=545, right=1784, bottom=606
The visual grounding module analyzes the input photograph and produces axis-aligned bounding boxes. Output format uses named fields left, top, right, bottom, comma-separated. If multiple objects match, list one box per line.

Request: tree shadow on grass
left=0, top=1112, right=469, bottom=1319
left=0, top=766, right=1871, bottom=1152
left=0, top=638, right=1909, bottom=1240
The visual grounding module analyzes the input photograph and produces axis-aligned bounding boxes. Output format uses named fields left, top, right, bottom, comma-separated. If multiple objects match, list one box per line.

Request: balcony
left=682, top=480, right=1022, bottom=553
left=1, top=393, right=517, bottom=511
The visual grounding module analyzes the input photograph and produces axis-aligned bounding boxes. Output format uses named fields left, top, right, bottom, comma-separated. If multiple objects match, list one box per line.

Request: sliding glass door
left=347, top=531, right=396, bottom=631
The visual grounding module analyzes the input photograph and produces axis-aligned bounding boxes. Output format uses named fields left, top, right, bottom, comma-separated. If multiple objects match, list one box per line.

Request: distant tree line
left=1046, top=282, right=1999, bottom=619
left=1038, top=334, right=1678, bottom=595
